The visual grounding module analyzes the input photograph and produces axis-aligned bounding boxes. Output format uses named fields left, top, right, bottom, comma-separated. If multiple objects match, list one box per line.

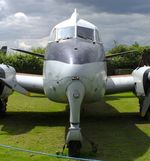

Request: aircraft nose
left=45, top=39, right=103, bottom=64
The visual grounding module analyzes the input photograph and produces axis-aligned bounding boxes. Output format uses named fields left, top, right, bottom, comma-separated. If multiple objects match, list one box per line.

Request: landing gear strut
left=66, top=80, right=85, bottom=157
left=0, top=98, right=7, bottom=116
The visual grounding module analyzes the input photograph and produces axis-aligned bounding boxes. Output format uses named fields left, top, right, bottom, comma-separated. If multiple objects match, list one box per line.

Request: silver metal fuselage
left=43, top=38, right=107, bottom=103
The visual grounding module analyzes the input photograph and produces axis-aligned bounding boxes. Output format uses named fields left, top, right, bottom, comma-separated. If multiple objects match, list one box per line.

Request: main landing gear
left=0, top=98, right=8, bottom=116
left=139, top=93, right=150, bottom=121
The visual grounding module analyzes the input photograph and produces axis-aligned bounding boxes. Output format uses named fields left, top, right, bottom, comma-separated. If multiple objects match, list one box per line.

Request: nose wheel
left=68, top=141, right=81, bottom=157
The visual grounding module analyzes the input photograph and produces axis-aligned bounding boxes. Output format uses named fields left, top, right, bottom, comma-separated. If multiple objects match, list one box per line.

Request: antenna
left=71, top=8, right=79, bottom=22
left=74, top=8, right=77, bottom=14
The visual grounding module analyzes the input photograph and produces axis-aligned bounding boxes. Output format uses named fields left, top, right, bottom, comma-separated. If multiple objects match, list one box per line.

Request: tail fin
left=0, top=46, right=7, bottom=54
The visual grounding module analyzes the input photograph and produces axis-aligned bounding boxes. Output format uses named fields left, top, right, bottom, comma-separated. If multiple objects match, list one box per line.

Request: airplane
left=0, top=9, right=150, bottom=157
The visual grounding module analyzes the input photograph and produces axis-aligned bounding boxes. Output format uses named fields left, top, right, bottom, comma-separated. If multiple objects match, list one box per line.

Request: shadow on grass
left=80, top=101, right=150, bottom=161
left=105, top=95, right=135, bottom=101
left=0, top=111, right=69, bottom=135
left=0, top=100, right=150, bottom=161
left=30, top=95, right=47, bottom=98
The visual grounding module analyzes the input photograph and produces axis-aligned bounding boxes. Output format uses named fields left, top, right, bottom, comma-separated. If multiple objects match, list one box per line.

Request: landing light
left=73, top=90, right=80, bottom=98
left=72, top=76, right=80, bottom=80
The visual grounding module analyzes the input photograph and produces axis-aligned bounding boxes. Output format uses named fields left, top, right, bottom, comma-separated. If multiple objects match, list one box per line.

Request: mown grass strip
left=0, top=143, right=101, bottom=161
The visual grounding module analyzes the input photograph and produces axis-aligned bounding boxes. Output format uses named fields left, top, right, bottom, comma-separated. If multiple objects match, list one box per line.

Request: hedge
left=0, top=52, right=43, bottom=74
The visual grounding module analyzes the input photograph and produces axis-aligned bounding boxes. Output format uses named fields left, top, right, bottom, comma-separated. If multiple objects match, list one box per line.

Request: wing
left=105, top=74, right=135, bottom=94
left=16, top=73, right=44, bottom=94
left=105, top=67, right=150, bottom=117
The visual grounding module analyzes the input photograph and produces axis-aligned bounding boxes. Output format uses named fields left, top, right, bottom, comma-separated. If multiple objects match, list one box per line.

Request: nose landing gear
left=66, top=80, right=85, bottom=157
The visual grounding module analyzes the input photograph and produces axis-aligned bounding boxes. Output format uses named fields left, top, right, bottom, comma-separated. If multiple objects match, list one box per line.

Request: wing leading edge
left=105, top=75, right=135, bottom=95
left=16, top=73, right=44, bottom=94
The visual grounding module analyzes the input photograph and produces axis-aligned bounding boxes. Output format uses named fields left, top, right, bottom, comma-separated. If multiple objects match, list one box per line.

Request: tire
left=139, top=98, right=150, bottom=121
left=68, top=141, right=81, bottom=157
left=139, top=96, right=144, bottom=111
left=145, top=109, right=150, bottom=121
left=0, top=98, right=7, bottom=116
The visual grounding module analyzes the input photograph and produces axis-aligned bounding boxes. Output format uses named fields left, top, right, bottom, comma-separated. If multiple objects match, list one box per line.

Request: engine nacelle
left=132, top=66, right=150, bottom=96
left=0, top=64, right=16, bottom=99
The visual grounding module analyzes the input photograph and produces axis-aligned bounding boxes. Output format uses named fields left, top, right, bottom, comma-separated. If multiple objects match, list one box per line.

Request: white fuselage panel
left=43, top=61, right=107, bottom=103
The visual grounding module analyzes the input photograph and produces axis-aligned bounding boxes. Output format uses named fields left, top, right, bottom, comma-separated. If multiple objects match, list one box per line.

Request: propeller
left=106, top=50, right=137, bottom=59
left=0, top=77, right=30, bottom=96
left=138, top=49, right=150, bottom=67
left=106, top=48, right=150, bottom=67
left=11, top=48, right=44, bottom=59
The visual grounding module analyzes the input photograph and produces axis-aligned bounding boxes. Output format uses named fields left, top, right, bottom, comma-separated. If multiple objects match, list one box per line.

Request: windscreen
left=77, top=26, right=94, bottom=41
left=57, top=27, right=74, bottom=40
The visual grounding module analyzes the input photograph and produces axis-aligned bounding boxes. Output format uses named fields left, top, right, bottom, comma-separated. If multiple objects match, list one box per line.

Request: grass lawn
left=0, top=92, right=150, bottom=161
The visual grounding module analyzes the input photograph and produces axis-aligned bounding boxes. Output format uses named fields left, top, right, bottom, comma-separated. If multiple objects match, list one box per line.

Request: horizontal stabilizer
left=0, top=78, right=30, bottom=96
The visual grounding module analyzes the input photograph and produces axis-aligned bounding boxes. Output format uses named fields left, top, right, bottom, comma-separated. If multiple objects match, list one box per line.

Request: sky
left=0, top=0, right=150, bottom=50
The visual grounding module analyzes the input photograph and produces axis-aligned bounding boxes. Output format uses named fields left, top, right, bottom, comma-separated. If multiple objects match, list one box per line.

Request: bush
left=0, top=50, right=43, bottom=74
left=106, top=43, right=147, bottom=75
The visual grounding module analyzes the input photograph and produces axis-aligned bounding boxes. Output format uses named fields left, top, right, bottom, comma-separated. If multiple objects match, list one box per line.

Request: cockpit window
left=95, top=29, right=100, bottom=42
left=50, top=26, right=96, bottom=42
left=49, top=27, right=74, bottom=41
left=49, top=28, right=56, bottom=41
left=57, top=27, right=74, bottom=40
left=77, top=26, right=94, bottom=41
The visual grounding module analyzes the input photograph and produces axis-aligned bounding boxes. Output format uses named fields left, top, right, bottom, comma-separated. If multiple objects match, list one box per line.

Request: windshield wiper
left=58, top=37, right=73, bottom=41
left=78, top=35, right=86, bottom=39
left=78, top=35, right=93, bottom=41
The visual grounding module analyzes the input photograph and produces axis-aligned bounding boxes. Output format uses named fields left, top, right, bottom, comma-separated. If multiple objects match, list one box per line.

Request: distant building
left=0, top=46, right=7, bottom=54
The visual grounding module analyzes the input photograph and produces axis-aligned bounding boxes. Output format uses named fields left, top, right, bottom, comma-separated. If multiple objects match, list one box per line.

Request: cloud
left=4, top=12, right=29, bottom=26
left=0, top=12, right=42, bottom=40
left=0, top=0, right=9, bottom=19
left=61, top=0, right=150, bottom=14
left=18, top=41, right=32, bottom=49
left=0, top=0, right=150, bottom=49
left=17, top=36, right=49, bottom=49
left=0, top=0, right=8, bottom=11
left=90, top=13, right=150, bottom=48
left=0, top=0, right=79, bottom=48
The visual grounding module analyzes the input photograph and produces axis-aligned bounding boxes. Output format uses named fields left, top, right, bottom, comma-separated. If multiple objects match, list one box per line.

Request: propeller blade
left=138, top=49, right=150, bottom=67
left=11, top=48, right=44, bottom=59
left=106, top=50, right=136, bottom=58
left=0, top=78, right=30, bottom=96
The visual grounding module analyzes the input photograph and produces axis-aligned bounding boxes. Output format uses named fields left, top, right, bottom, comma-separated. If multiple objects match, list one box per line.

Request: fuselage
left=43, top=11, right=107, bottom=103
